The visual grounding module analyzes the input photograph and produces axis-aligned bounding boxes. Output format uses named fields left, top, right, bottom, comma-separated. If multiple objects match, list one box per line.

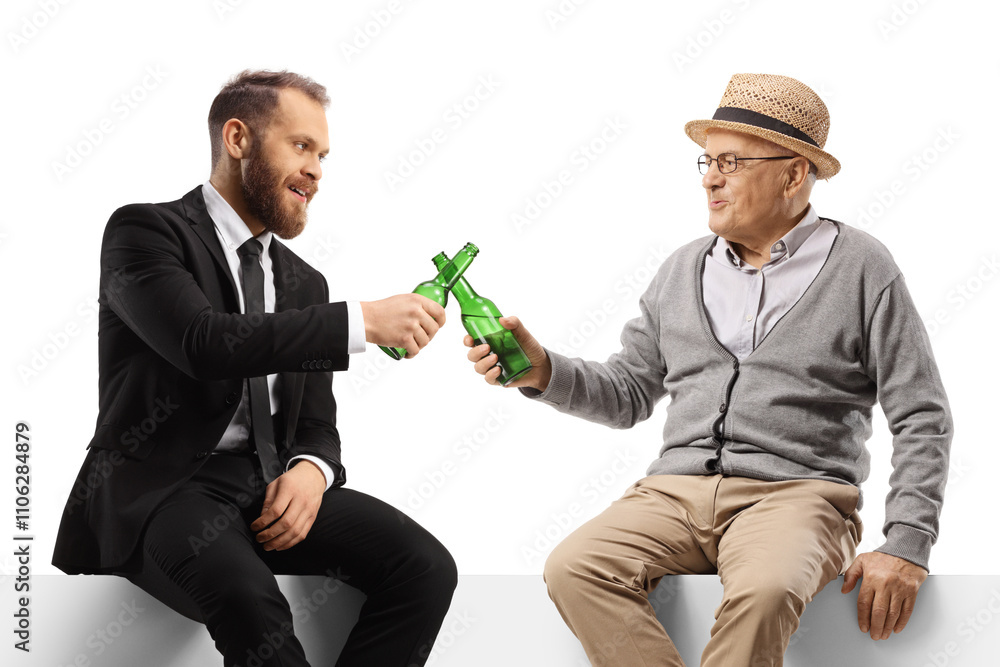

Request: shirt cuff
left=287, top=455, right=335, bottom=491
left=346, top=301, right=366, bottom=354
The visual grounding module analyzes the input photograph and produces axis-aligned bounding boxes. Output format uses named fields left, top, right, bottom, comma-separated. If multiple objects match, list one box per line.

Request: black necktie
left=237, top=238, right=282, bottom=483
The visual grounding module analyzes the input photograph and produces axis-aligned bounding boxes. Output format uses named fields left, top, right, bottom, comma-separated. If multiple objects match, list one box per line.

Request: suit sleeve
left=289, top=373, right=345, bottom=488
left=101, top=203, right=350, bottom=381
left=285, top=273, right=347, bottom=488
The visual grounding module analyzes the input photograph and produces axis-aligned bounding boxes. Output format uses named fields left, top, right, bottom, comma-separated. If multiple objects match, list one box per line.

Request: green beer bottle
left=433, top=252, right=533, bottom=386
left=379, top=242, right=479, bottom=360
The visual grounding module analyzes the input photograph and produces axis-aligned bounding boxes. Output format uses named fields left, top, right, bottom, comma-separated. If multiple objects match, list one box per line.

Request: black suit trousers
left=127, top=452, right=457, bottom=667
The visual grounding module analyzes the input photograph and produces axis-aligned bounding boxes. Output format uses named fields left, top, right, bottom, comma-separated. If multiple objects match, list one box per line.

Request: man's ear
left=221, top=118, right=252, bottom=160
left=784, top=156, right=812, bottom=199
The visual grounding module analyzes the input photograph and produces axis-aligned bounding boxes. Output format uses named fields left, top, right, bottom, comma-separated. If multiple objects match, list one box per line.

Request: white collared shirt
left=202, top=180, right=365, bottom=489
left=702, top=205, right=839, bottom=360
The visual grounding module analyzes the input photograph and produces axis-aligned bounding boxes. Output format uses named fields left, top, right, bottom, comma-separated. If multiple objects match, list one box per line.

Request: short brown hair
left=208, top=69, right=330, bottom=169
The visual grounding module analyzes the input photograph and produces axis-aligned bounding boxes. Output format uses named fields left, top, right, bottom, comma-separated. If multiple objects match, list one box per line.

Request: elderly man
left=466, top=73, right=952, bottom=666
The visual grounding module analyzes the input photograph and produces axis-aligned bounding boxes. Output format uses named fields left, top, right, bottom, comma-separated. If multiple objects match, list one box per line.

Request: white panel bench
left=22, top=574, right=1000, bottom=666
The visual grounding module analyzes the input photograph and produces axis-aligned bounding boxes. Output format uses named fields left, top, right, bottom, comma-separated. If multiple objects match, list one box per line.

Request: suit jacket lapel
left=181, top=185, right=239, bottom=306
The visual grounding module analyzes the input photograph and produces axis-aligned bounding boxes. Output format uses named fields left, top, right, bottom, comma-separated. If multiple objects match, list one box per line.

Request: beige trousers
left=544, top=474, right=863, bottom=667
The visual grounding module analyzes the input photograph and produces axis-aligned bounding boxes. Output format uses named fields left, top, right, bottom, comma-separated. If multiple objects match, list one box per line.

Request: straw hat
left=684, top=73, right=840, bottom=180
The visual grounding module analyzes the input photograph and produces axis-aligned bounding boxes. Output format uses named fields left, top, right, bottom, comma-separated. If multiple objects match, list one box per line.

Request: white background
left=2, top=0, right=996, bottom=591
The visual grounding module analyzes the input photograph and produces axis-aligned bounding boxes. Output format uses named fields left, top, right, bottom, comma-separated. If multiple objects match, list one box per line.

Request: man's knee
left=543, top=536, right=593, bottom=599
left=397, top=532, right=459, bottom=598
left=725, top=573, right=809, bottom=619
left=424, top=542, right=459, bottom=594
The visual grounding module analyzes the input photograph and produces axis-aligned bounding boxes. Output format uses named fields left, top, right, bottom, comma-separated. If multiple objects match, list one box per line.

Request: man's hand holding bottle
left=464, top=316, right=551, bottom=392
left=361, top=295, right=445, bottom=358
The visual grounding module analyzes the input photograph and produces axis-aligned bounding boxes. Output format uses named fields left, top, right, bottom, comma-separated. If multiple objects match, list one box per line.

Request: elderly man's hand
left=464, top=316, right=552, bottom=391
left=841, top=551, right=927, bottom=640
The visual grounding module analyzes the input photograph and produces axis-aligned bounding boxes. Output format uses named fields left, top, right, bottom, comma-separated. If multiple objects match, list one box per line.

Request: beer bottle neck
left=433, top=252, right=477, bottom=301
left=433, top=243, right=478, bottom=292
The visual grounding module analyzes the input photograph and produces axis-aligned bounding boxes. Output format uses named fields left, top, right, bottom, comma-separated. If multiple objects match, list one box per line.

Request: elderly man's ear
left=783, top=157, right=815, bottom=198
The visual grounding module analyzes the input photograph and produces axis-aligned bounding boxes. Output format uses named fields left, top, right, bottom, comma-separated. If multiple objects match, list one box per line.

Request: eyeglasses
left=698, top=153, right=795, bottom=175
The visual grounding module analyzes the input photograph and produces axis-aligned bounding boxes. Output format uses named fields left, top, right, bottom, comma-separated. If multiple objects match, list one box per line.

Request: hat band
left=712, top=107, right=820, bottom=148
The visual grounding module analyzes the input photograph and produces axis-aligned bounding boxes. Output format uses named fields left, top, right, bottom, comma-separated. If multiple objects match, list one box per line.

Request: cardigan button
left=719, top=403, right=726, bottom=412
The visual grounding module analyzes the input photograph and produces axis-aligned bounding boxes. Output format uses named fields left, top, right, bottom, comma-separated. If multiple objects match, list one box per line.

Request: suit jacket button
left=225, top=392, right=239, bottom=405
left=322, top=360, right=333, bottom=370
left=301, top=361, right=310, bottom=370
left=196, top=451, right=209, bottom=459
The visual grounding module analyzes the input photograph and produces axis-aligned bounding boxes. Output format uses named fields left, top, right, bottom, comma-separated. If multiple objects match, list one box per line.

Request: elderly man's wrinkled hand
left=464, top=315, right=551, bottom=391
left=841, top=551, right=927, bottom=640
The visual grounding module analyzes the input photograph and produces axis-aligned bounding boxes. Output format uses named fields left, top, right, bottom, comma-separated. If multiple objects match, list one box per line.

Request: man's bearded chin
left=241, top=146, right=308, bottom=240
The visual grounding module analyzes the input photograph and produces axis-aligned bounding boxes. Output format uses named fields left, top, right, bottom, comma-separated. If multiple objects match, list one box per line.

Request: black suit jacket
left=53, top=185, right=351, bottom=574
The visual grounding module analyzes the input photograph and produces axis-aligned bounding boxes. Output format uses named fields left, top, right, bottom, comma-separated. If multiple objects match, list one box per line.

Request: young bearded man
left=53, top=69, right=456, bottom=667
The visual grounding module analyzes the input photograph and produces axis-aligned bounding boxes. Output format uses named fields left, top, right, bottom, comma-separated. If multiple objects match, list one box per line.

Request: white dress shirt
left=702, top=205, right=839, bottom=360
left=202, top=181, right=365, bottom=489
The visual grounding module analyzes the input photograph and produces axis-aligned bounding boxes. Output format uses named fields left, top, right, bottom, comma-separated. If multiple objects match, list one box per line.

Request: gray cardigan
left=529, top=221, right=952, bottom=570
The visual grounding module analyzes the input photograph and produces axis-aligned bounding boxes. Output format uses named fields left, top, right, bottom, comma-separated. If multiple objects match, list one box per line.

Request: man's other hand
left=464, top=315, right=551, bottom=391
left=842, top=551, right=928, bottom=640
left=361, top=294, right=446, bottom=358
left=251, top=460, right=327, bottom=551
